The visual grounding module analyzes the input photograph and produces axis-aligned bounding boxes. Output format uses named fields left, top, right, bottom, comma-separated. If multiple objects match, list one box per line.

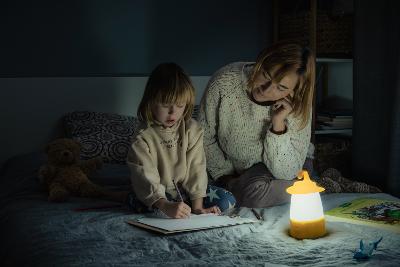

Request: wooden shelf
left=315, top=129, right=352, bottom=135
left=273, top=0, right=354, bottom=142
left=316, top=58, right=353, bottom=63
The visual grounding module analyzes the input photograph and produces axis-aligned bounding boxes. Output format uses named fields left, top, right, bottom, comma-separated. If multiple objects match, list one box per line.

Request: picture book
left=126, top=213, right=257, bottom=234
left=325, top=198, right=400, bottom=233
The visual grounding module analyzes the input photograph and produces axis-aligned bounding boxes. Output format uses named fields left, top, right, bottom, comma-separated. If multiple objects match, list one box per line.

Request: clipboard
left=126, top=214, right=258, bottom=234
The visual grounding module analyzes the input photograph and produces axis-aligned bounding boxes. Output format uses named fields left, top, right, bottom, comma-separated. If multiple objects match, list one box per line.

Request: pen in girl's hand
left=172, top=179, right=184, bottom=202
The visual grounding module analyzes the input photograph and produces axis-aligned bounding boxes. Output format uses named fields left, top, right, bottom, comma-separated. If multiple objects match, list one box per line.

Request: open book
left=127, top=214, right=257, bottom=234
left=325, top=198, right=400, bottom=233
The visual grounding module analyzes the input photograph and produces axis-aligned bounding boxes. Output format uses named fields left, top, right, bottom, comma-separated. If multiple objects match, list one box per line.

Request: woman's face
left=251, top=68, right=298, bottom=103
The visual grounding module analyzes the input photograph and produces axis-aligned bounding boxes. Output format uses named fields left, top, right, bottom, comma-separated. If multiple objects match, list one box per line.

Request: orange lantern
left=286, top=170, right=326, bottom=239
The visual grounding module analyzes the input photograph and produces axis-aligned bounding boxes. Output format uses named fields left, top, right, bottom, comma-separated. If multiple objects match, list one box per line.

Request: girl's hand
left=157, top=200, right=191, bottom=219
left=271, top=96, right=293, bottom=132
left=192, top=206, right=221, bottom=215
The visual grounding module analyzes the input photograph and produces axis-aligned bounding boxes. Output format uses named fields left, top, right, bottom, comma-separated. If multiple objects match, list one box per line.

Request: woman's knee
left=238, top=178, right=293, bottom=208
left=238, top=177, right=271, bottom=207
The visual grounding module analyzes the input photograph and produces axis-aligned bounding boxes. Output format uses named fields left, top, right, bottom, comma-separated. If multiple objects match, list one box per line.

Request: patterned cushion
left=63, top=111, right=141, bottom=164
left=63, top=106, right=200, bottom=164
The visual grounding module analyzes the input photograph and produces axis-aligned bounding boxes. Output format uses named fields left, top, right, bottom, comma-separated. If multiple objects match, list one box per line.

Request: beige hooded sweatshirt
left=127, top=119, right=207, bottom=208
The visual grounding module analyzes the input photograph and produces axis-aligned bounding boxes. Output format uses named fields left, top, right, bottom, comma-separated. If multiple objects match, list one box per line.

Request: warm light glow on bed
left=286, top=170, right=326, bottom=239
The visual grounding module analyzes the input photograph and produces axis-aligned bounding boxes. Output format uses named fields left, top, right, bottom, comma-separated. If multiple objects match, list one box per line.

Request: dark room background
left=0, top=0, right=399, bottom=197
left=353, top=0, right=400, bottom=197
left=0, top=0, right=271, bottom=76
left=0, top=0, right=273, bottom=167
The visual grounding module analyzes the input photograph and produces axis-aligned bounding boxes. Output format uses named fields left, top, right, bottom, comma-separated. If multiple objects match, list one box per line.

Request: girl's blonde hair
left=248, top=42, right=315, bottom=129
left=137, top=63, right=195, bottom=123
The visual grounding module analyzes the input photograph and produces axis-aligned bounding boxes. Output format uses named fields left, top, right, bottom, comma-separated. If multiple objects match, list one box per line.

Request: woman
left=198, top=42, right=315, bottom=208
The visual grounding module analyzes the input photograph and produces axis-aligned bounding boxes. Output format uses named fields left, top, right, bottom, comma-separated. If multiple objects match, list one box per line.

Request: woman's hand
left=192, top=206, right=221, bottom=215
left=154, top=199, right=191, bottom=219
left=271, top=96, right=293, bottom=132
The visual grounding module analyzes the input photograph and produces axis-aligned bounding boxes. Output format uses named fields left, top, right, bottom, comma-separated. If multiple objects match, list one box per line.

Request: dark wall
left=0, top=0, right=272, bottom=77
left=353, top=0, right=400, bottom=195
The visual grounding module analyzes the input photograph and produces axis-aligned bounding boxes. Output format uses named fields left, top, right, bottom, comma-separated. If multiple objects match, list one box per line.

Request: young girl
left=126, top=63, right=236, bottom=219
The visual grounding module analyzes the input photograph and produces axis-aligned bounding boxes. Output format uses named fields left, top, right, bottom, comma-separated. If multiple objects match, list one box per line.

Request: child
left=126, top=62, right=236, bottom=219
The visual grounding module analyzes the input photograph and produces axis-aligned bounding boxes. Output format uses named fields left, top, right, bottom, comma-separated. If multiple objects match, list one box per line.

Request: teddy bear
left=38, top=138, right=127, bottom=203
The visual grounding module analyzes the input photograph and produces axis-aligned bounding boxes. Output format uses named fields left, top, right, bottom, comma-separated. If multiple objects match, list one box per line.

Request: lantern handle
left=287, top=170, right=325, bottom=194
left=297, top=170, right=311, bottom=181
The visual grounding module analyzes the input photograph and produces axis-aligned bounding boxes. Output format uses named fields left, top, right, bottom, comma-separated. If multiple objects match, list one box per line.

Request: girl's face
left=152, top=103, right=186, bottom=127
left=251, top=68, right=298, bottom=103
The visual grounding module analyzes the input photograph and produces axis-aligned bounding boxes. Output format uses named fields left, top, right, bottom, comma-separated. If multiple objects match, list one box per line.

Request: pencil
left=251, top=208, right=262, bottom=220
left=172, top=179, right=184, bottom=202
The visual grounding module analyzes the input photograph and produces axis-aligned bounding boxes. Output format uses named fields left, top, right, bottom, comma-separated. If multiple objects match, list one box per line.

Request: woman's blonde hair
left=248, top=42, right=315, bottom=129
left=137, top=62, right=195, bottom=123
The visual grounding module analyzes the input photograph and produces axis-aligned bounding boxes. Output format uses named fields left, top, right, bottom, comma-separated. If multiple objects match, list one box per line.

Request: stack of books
left=316, top=109, right=353, bottom=132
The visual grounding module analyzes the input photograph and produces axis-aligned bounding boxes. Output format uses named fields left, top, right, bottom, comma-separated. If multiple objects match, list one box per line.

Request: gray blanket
left=1, top=152, right=400, bottom=266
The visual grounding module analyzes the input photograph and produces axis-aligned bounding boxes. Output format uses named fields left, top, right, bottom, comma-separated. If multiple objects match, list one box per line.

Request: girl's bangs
left=153, top=83, right=192, bottom=105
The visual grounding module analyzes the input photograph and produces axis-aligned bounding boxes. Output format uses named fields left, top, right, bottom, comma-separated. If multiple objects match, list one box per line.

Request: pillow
left=63, top=111, right=141, bottom=164
left=63, top=106, right=200, bottom=164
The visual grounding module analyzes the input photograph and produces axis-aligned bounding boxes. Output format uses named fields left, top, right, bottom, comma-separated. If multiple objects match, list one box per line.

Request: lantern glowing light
left=286, top=170, right=326, bottom=239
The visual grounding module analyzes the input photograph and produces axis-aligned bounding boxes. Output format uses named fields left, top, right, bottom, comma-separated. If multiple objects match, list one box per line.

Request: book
left=319, top=121, right=352, bottom=130
left=318, top=108, right=353, bottom=117
left=317, top=114, right=353, bottom=122
left=126, top=214, right=257, bottom=234
left=325, top=198, right=400, bottom=233
left=317, top=113, right=353, bottom=130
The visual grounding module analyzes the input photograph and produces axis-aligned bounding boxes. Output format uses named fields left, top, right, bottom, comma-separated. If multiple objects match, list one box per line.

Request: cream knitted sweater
left=127, top=119, right=207, bottom=208
left=198, top=62, right=311, bottom=181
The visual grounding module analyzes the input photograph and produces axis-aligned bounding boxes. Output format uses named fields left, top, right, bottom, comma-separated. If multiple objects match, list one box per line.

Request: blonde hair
left=137, top=62, right=195, bottom=123
left=248, top=42, right=315, bottom=129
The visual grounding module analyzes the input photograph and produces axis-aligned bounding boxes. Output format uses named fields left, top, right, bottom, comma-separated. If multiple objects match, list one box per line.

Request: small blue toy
left=353, top=237, right=383, bottom=260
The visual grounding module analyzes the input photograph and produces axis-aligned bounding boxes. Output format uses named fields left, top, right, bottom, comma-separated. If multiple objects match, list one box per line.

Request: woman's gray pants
left=230, top=163, right=294, bottom=208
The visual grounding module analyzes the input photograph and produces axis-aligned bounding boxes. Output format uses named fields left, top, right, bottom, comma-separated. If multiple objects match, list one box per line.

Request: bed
left=1, top=111, right=400, bottom=266
left=2, top=154, right=400, bottom=266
